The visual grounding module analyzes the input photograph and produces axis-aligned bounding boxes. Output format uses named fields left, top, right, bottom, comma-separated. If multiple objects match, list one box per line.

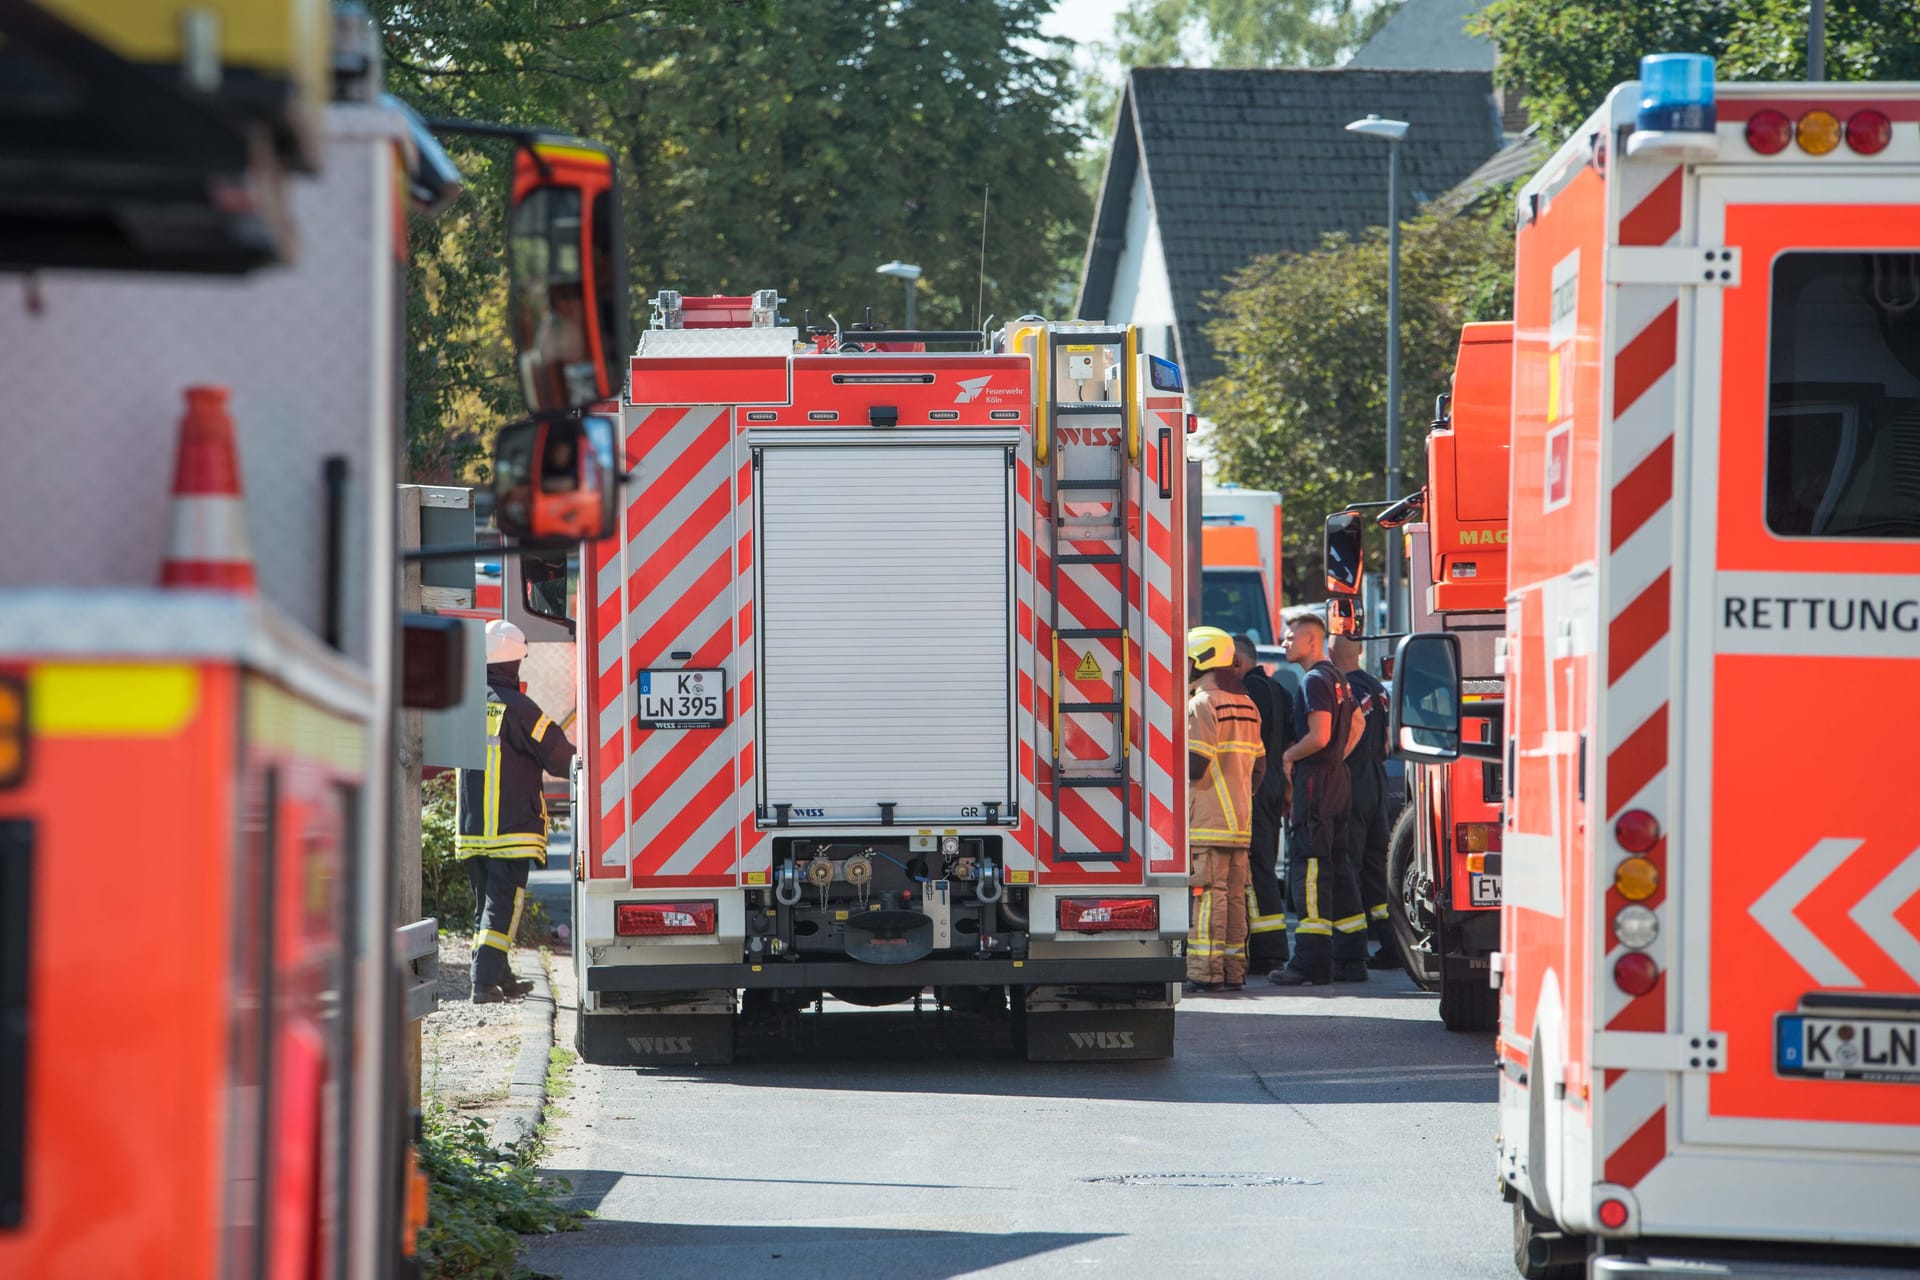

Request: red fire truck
left=1384, top=63, right=1920, bottom=1277
left=1329, top=322, right=1512, bottom=1031
left=568, top=302, right=1195, bottom=1063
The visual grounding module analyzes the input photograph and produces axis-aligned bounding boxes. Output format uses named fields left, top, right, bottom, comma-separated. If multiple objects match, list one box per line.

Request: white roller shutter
left=756, top=441, right=1015, bottom=825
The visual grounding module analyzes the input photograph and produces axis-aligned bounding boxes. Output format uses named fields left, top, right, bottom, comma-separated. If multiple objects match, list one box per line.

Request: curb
left=490, top=952, right=556, bottom=1154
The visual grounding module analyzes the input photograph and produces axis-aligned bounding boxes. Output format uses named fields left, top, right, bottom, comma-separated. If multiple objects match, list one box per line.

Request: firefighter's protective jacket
left=1187, top=670, right=1265, bottom=847
left=457, top=662, right=576, bottom=861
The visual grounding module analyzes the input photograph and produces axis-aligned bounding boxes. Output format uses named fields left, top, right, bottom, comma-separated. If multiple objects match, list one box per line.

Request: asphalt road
left=523, top=837, right=1509, bottom=1279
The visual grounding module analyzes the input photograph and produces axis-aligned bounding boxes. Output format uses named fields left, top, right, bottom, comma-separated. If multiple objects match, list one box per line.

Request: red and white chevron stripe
left=1142, top=401, right=1186, bottom=878
left=1599, top=158, right=1683, bottom=1191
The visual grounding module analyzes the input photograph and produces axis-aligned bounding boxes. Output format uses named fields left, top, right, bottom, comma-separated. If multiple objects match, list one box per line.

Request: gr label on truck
left=1715, top=573, right=1920, bottom=658
left=637, top=668, right=727, bottom=728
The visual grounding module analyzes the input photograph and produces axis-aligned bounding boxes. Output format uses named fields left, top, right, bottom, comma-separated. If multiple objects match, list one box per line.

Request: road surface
left=523, top=837, right=1509, bottom=1279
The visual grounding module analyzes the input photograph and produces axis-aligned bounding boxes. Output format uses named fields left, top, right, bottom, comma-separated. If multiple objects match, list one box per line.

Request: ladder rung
left=1056, top=478, right=1120, bottom=491
left=1055, top=773, right=1126, bottom=787
left=1056, top=627, right=1125, bottom=639
left=1052, top=850, right=1131, bottom=863
left=1058, top=552, right=1124, bottom=565
left=1058, top=701, right=1122, bottom=713
left=1055, top=403, right=1122, bottom=415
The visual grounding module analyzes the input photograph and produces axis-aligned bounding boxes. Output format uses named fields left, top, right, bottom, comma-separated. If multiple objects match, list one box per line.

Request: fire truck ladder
left=1046, top=327, right=1140, bottom=866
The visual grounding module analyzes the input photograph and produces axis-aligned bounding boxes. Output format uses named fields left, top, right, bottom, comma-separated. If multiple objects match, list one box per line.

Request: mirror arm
left=402, top=540, right=579, bottom=564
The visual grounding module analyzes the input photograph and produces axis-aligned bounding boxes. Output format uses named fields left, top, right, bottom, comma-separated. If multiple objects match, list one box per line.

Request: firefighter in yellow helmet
left=1184, top=625, right=1267, bottom=993
left=457, top=620, right=576, bottom=1002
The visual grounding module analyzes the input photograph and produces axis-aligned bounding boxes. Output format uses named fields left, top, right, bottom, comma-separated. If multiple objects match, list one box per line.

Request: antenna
left=975, top=184, right=991, bottom=331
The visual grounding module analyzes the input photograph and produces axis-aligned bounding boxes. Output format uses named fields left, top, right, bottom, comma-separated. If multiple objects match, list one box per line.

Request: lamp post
left=876, top=260, right=922, bottom=329
left=1345, top=113, right=1410, bottom=638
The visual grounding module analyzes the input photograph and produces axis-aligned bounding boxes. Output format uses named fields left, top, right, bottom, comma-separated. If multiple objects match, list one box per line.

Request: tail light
left=1058, top=897, right=1159, bottom=933
left=1846, top=109, right=1891, bottom=155
left=1456, top=822, right=1499, bottom=854
left=1796, top=109, right=1842, bottom=155
left=0, top=675, right=25, bottom=788
left=1613, top=809, right=1660, bottom=854
left=1613, top=904, right=1658, bottom=950
left=615, top=900, right=717, bottom=937
left=1745, top=109, right=1792, bottom=154
left=1597, top=1198, right=1630, bottom=1230
left=1614, top=855, right=1660, bottom=901
left=1613, top=951, right=1660, bottom=996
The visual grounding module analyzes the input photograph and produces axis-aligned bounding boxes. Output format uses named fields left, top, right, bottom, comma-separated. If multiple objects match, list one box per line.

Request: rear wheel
left=1387, top=807, right=1439, bottom=991
left=1512, top=1196, right=1586, bottom=1279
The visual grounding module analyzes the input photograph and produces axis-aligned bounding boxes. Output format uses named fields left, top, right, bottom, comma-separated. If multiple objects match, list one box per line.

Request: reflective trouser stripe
left=1369, top=904, right=1390, bottom=920
left=1335, top=913, right=1368, bottom=934
left=1294, top=920, right=1332, bottom=935
left=1248, top=913, right=1289, bottom=934
left=480, top=930, right=511, bottom=951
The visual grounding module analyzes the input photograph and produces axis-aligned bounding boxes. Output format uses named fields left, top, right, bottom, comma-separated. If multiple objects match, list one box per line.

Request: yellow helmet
left=1187, top=625, right=1235, bottom=671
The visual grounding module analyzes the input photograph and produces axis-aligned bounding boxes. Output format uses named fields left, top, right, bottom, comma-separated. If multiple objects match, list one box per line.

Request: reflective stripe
left=1248, top=913, right=1289, bottom=934
left=1305, top=858, right=1320, bottom=922
left=1189, top=742, right=1218, bottom=758
left=1190, top=827, right=1252, bottom=844
left=483, top=702, right=506, bottom=838
left=532, top=714, right=552, bottom=742
left=1368, top=904, right=1390, bottom=920
left=455, top=833, right=549, bottom=850
left=1222, top=942, right=1246, bottom=956
left=1293, top=921, right=1332, bottom=936
left=1334, top=913, right=1368, bottom=933
left=479, top=930, right=512, bottom=952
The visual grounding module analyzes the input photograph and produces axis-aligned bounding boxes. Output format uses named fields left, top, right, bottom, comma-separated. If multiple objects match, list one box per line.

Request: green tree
left=1199, top=199, right=1515, bottom=604
left=1115, top=0, right=1395, bottom=67
left=376, top=1, right=1088, bottom=477
left=1477, top=0, right=1920, bottom=141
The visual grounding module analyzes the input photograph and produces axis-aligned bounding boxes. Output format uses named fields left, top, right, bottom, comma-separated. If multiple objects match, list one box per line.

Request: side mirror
left=1388, top=633, right=1462, bottom=762
left=508, top=139, right=630, bottom=415
left=1324, top=510, right=1365, bottom=596
left=1328, top=597, right=1358, bottom=637
left=401, top=614, right=466, bottom=710
left=492, top=414, right=621, bottom=544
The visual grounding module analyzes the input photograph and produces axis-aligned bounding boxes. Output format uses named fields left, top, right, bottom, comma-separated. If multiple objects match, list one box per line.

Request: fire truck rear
left=571, top=300, right=1193, bottom=1064
left=1384, top=63, right=1920, bottom=1278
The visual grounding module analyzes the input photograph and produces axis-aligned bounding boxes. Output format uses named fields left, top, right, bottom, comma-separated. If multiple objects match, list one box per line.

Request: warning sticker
left=1074, top=652, right=1103, bottom=681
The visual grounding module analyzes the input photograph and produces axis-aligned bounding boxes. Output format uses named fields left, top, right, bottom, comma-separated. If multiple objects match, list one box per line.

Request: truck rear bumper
left=585, top=954, right=1183, bottom=992
left=1595, top=1245, right=1920, bottom=1279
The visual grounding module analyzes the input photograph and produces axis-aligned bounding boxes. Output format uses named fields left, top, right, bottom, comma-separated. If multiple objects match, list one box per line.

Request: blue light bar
left=1637, top=53, right=1715, bottom=133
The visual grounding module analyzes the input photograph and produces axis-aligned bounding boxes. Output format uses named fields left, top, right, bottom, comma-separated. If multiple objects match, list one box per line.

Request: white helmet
left=486, top=619, right=528, bottom=664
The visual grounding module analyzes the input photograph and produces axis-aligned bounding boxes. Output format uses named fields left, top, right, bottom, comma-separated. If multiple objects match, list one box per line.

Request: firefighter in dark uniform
left=1332, top=634, right=1399, bottom=968
left=1233, top=633, right=1296, bottom=975
left=457, top=620, right=576, bottom=1003
left=1268, top=612, right=1370, bottom=987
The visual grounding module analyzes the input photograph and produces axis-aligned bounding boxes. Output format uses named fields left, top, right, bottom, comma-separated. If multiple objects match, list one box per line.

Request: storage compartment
left=754, top=441, right=1016, bottom=825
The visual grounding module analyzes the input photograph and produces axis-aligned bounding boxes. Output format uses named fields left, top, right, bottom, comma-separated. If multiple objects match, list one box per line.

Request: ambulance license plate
left=637, top=668, right=726, bottom=729
left=1776, top=1014, right=1920, bottom=1083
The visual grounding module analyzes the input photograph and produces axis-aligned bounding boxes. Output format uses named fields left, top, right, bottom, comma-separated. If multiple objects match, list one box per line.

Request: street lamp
left=876, top=260, right=922, bottom=329
left=1345, top=113, right=1411, bottom=638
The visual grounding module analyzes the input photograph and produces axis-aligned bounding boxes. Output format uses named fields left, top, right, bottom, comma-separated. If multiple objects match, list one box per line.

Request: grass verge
left=418, top=1105, right=582, bottom=1280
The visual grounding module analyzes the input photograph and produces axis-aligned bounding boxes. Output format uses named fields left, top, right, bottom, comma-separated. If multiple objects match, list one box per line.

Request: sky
left=1039, top=0, right=1128, bottom=51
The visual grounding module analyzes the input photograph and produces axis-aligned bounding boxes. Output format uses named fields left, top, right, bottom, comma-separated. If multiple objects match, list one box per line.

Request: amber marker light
left=1796, top=109, right=1842, bottom=155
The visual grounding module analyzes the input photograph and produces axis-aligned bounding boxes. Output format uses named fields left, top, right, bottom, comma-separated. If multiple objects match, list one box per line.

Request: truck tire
left=1387, top=807, right=1439, bottom=991
left=1512, top=1196, right=1585, bottom=1279
left=1438, top=950, right=1498, bottom=1031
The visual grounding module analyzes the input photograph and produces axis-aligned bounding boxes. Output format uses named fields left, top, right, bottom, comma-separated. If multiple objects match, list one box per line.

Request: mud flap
left=1021, top=1006, right=1175, bottom=1062
left=577, top=1012, right=736, bottom=1067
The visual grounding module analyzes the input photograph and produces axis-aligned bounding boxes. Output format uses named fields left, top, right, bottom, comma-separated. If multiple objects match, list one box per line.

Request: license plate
left=1777, top=1014, right=1920, bottom=1083
left=1469, top=873, right=1501, bottom=907
left=637, top=668, right=726, bottom=729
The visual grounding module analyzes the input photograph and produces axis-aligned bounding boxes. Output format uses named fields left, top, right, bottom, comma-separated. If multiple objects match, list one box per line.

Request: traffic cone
left=159, top=385, right=256, bottom=590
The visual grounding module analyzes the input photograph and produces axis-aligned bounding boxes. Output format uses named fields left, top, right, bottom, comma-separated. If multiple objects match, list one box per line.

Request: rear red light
left=1597, top=1198, right=1630, bottom=1230
left=1613, top=809, right=1661, bottom=854
left=615, top=900, right=717, bottom=937
left=1745, top=109, right=1792, bottom=155
left=1613, top=951, right=1660, bottom=996
left=1058, top=897, right=1159, bottom=933
left=1846, top=109, right=1891, bottom=155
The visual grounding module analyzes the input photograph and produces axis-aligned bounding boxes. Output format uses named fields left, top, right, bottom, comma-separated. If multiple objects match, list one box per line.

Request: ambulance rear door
left=1675, top=165, right=1920, bottom=1193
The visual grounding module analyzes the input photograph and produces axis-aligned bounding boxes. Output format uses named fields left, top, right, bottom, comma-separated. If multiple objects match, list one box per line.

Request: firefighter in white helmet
left=1185, top=625, right=1267, bottom=993
left=456, top=619, right=576, bottom=1002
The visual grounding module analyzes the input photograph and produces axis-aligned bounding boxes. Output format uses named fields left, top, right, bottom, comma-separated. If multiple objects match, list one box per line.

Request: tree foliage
left=375, top=1, right=1088, bottom=479
left=1200, top=200, right=1515, bottom=604
left=1115, top=0, right=1395, bottom=68
left=1477, top=0, right=1920, bottom=140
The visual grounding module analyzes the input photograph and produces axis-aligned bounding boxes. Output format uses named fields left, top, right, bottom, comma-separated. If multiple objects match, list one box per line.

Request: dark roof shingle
left=1077, top=67, right=1503, bottom=383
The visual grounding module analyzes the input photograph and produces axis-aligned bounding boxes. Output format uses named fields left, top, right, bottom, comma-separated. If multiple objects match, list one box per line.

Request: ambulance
left=1384, top=60, right=1920, bottom=1276
left=569, top=301, right=1195, bottom=1064
left=1200, top=484, right=1285, bottom=664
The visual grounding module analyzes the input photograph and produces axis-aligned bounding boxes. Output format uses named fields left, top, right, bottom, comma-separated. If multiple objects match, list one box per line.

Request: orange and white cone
left=160, top=385, right=256, bottom=590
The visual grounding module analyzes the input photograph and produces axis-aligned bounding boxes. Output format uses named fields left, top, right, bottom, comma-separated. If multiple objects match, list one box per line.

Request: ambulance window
left=1766, top=252, right=1920, bottom=539
left=1202, top=570, right=1271, bottom=645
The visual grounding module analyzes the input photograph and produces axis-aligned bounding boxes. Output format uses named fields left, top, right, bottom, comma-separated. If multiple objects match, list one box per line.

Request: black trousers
left=466, top=855, right=533, bottom=990
left=1246, top=776, right=1289, bottom=966
left=1350, top=768, right=1392, bottom=945
left=1285, top=761, right=1368, bottom=979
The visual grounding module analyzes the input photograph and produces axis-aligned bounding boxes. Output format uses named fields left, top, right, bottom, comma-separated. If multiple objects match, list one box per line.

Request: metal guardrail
left=397, top=917, right=439, bottom=1022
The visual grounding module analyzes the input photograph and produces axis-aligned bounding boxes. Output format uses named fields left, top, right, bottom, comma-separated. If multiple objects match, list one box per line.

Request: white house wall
left=1103, top=162, right=1180, bottom=365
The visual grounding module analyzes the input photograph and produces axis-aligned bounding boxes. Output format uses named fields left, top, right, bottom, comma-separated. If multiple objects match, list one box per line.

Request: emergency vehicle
left=1327, top=323, right=1511, bottom=1030
left=1201, top=484, right=1284, bottom=663
left=1383, top=61, right=1920, bottom=1277
left=0, top=5, right=628, bottom=1272
left=570, top=300, right=1194, bottom=1064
